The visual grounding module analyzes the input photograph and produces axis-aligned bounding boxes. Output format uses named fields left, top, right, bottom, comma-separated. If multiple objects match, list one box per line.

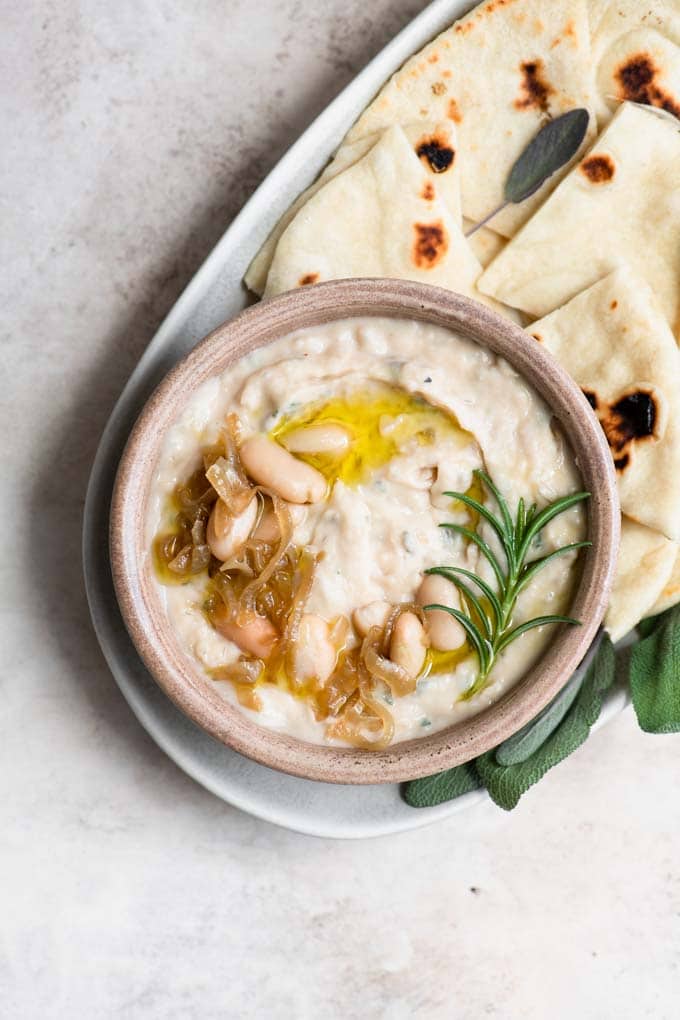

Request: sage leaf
left=466, top=108, right=590, bottom=236
left=476, top=634, right=616, bottom=810
left=629, top=606, right=680, bottom=733
left=505, top=107, right=590, bottom=204
left=402, top=635, right=615, bottom=811
left=495, top=629, right=603, bottom=765
left=637, top=614, right=661, bottom=640
left=402, top=762, right=482, bottom=808
left=494, top=634, right=600, bottom=765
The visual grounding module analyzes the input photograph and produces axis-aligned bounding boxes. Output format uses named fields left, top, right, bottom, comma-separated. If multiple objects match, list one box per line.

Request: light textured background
left=2, top=2, right=679, bottom=1017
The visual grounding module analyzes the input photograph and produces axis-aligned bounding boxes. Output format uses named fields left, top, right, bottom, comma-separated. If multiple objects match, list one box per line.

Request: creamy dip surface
left=147, top=317, right=586, bottom=747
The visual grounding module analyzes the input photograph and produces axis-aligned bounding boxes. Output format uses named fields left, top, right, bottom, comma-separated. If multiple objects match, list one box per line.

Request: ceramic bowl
left=110, top=278, right=620, bottom=784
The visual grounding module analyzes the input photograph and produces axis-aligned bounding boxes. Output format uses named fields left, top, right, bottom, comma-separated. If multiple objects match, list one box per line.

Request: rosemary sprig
left=425, top=470, right=591, bottom=697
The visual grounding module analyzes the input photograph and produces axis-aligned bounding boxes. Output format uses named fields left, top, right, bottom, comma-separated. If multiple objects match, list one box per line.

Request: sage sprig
left=403, top=633, right=616, bottom=811
left=425, top=469, right=591, bottom=696
left=628, top=605, right=680, bottom=733
left=493, top=630, right=601, bottom=765
left=405, top=605, right=680, bottom=811
left=465, top=108, right=590, bottom=236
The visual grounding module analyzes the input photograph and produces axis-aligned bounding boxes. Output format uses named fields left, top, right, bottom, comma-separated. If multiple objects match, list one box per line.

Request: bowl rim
left=110, top=278, right=620, bottom=784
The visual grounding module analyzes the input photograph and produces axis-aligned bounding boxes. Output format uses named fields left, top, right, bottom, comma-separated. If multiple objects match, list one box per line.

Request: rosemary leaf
left=431, top=574, right=493, bottom=640
left=428, top=470, right=590, bottom=690
left=440, top=522, right=506, bottom=590
left=427, top=565, right=503, bottom=629
left=495, top=615, right=581, bottom=656
left=516, top=540, right=592, bottom=595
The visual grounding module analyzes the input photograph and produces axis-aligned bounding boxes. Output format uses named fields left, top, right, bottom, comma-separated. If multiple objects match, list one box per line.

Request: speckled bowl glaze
left=110, top=278, right=620, bottom=784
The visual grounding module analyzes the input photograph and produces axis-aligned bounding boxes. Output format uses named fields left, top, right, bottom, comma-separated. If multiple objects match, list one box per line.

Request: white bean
left=280, top=423, right=351, bottom=455
left=293, top=614, right=337, bottom=684
left=213, top=614, right=279, bottom=659
left=353, top=601, right=392, bottom=638
left=206, top=497, right=257, bottom=562
left=389, top=612, right=428, bottom=679
left=239, top=434, right=327, bottom=503
left=252, top=502, right=307, bottom=543
left=417, top=574, right=466, bottom=651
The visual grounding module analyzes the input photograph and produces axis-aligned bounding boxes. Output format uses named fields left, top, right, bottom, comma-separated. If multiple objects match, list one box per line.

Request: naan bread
left=645, top=548, right=680, bottom=616
left=588, top=1, right=680, bottom=126
left=343, top=0, right=596, bottom=237
left=263, top=125, right=488, bottom=303
left=528, top=267, right=680, bottom=541
left=463, top=218, right=507, bottom=269
left=479, top=102, right=680, bottom=336
left=606, top=517, right=677, bottom=642
left=246, top=121, right=462, bottom=296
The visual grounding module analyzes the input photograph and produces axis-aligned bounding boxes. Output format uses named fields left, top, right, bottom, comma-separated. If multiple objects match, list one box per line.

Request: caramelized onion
left=363, top=643, right=416, bottom=699
left=258, top=549, right=320, bottom=691
left=219, top=550, right=256, bottom=577
left=326, top=685, right=395, bottom=750
left=236, top=496, right=294, bottom=625
left=316, top=651, right=361, bottom=719
left=210, top=657, right=263, bottom=685
left=358, top=678, right=396, bottom=749
left=283, top=551, right=318, bottom=652
left=210, top=656, right=264, bottom=712
left=235, top=685, right=263, bottom=711
left=176, top=465, right=218, bottom=511
left=206, top=456, right=253, bottom=516
left=203, top=414, right=253, bottom=512
left=191, top=515, right=207, bottom=547
left=167, top=541, right=211, bottom=576
left=328, top=615, right=350, bottom=649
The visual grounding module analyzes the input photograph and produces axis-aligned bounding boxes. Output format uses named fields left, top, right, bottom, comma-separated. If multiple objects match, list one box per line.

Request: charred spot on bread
left=580, top=154, right=616, bottom=183
left=615, top=54, right=680, bottom=119
left=599, top=390, right=659, bottom=472
left=514, top=59, right=554, bottom=112
left=412, top=221, right=449, bottom=268
left=415, top=136, right=456, bottom=173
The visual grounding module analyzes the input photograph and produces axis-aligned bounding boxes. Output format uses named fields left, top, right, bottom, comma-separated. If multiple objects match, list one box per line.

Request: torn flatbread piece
left=529, top=267, right=680, bottom=541
left=479, top=102, right=680, bottom=336
left=262, top=125, right=492, bottom=306
left=606, top=517, right=676, bottom=642
left=343, top=0, right=596, bottom=237
left=588, top=0, right=680, bottom=126
left=246, top=121, right=462, bottom=296
left=645, top=547, right=680, bottom=616
left=463, top=218, right=507, bottom=269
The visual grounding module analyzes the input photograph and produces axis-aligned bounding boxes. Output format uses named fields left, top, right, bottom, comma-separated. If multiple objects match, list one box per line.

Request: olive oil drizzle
left=270, top=382, right=474, bottom=486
